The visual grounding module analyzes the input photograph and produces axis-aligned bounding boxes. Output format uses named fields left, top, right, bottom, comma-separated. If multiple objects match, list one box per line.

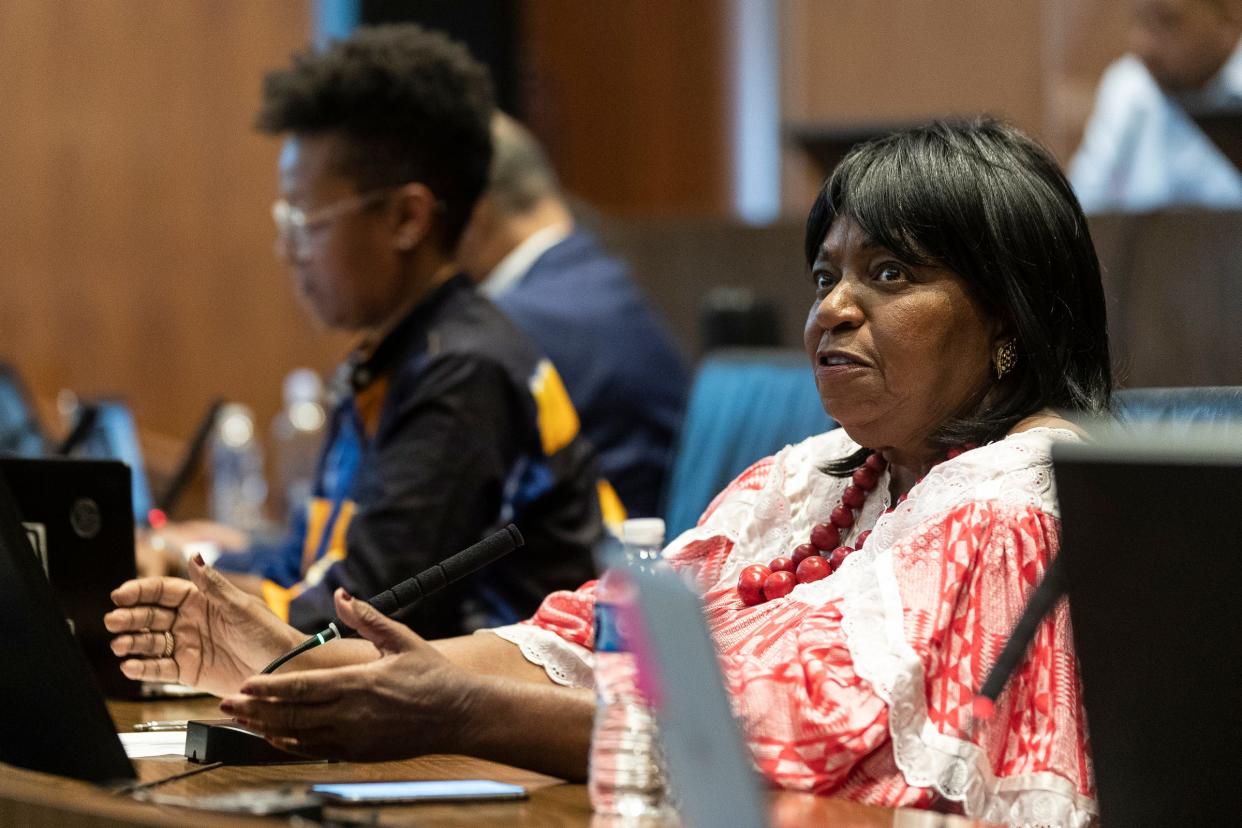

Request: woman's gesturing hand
left=104, top=554, right=298, bottom=697
left=220, top=587, right=478, bottom=762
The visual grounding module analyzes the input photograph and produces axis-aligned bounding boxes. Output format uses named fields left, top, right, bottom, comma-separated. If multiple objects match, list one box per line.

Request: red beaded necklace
left=736, top=444, right=976, bottom=606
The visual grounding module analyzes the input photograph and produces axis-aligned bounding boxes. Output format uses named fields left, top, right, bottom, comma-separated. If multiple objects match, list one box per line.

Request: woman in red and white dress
left=496, top=423, right=1093, bottom=824
left=107, top=119, right=1109, bottom=826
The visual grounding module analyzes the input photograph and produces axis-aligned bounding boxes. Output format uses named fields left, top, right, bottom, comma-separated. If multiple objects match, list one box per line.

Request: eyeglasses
left=271, top=188, right=395, bottom=260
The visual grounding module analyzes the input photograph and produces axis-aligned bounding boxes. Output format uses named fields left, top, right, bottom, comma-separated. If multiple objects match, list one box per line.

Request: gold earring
left=993, top=339, right=1017, bottom=379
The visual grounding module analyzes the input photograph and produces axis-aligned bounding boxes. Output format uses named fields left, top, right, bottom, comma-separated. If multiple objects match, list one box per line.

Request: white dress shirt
left=1069, top=39, right=1242, bottom=213
left=477, top=222, right=573, bottom=299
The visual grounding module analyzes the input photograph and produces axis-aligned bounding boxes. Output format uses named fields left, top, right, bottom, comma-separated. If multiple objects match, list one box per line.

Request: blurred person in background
left=140, top=25, right=602, bottom=638
left=1071, top=0, right=1242, bottom=211
left=456, top=113, right=689, bottom=518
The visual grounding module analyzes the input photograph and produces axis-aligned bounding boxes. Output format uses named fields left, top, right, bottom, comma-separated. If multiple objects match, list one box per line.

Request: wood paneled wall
left=0, top=2, right=346, bottom=449
left=1041, top=0, right=1132, bottom=160
left=780, top=0, right=1130, bottom=210
left=520, top=0, right=733, bottom=215
left=782, top=0, right=1045, bottom=129
left=522, top=0, right=1131, bottom=217
left=601, top=211, right=1242, bottom=391
left=0, top=0, right=1141, bottom=486
left=2, top=0, right=734, bottom=467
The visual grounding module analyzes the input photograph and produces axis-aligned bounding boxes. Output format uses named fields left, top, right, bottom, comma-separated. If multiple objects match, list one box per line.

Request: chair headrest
left=1113, top=387, right=1242, bottom=426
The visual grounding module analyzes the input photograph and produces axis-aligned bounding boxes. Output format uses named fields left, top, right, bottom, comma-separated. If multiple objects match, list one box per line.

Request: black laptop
left=0, top=457, right=142, bottom=699
left=0, top=468, right=136, bottom=784
left=1054, top=431, right=1242, bottom=826
left=67, top=399, right=156, bottom=526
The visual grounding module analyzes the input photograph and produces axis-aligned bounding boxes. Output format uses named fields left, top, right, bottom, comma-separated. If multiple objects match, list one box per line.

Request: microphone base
left=185, top=720, right=327, bottom=765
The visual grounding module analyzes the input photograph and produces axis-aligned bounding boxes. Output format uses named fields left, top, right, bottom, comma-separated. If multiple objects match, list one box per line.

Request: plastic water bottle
left=589, top=517, right=672, bottom=818
left=270, top=368, right=326, bottom=524
left=209, top=403, right=268, bottom=532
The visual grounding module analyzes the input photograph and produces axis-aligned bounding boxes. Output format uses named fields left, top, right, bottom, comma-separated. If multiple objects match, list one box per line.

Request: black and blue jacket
left=218, top=275, right=604, bottom=636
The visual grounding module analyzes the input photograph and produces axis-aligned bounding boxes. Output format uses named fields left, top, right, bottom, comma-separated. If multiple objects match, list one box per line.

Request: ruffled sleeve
left=485, top=456, right=780, bottom=687
left=484, top=581, right=599, bottom=688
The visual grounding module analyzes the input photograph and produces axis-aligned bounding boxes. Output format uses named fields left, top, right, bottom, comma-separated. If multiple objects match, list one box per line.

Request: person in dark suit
left=456, top=113, right=689, bottom=518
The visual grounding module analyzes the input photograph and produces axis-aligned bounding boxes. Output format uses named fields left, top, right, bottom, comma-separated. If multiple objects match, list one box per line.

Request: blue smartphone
left=310, top=780, right=527, bottom=804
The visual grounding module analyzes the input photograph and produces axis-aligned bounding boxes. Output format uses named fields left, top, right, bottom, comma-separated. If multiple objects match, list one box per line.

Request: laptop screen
left=0, top=467, right=136, bottom=784
left=1054, top=431, right=1242, bottom=826
left=624, top=562, right=767, bottom=828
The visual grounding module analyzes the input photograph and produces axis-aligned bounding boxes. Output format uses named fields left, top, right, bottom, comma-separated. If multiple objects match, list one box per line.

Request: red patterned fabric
left=522, top=430, right=1096, bottom=825
left=530, top=579, right=598, bottom=649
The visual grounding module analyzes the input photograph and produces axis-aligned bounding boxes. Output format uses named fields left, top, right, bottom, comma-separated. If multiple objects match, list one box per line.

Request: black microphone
left=55, top=403, right=99, bottom=456
left=972, top=552, right=1066, bottom=719
left=260, top=524, right=524, bottom=674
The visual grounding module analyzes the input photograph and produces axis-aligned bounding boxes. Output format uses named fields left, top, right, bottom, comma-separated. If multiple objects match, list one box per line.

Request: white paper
left=119, top=730, right=187, bottom=758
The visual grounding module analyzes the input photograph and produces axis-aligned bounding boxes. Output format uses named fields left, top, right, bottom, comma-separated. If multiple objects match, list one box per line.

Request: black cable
left=54, top=403, right=99, bottom=456
left=156, top=398, right=224, bottom=515
left=976, top=553, right=1067, bottom=704
left=112, top=761, right=225, bottom=796
left=261, top=631, right=330, bottom=675
left=259, top=525, right=524, bottom=675
left=927, top=552, right=1069, bottom=814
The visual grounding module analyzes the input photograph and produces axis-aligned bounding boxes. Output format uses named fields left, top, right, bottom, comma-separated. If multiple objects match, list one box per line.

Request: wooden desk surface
left=0, top=696, right=995, bottom=827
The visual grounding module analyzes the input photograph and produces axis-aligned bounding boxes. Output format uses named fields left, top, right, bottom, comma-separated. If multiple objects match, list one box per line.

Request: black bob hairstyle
left=256, top=24, right=494, bottom=248
left=805, top=118, right=1112, bottom=471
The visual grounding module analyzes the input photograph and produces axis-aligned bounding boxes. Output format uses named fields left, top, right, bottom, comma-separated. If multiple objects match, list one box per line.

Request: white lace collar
left=682, top=426, right=1078, bottom=588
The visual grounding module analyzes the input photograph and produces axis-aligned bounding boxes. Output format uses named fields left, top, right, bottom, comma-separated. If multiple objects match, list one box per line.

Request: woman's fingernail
left=339, top=588, right=353, bottom=602
left=192, top=552, right=205, bottom=567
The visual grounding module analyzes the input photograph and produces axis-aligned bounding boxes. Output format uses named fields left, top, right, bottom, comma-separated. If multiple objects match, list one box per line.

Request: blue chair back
left=0, top=365, right=45, bottom=457
left=1113, top=387, right=1242, bottom=426
left=662, top=350, right=833, bottom=538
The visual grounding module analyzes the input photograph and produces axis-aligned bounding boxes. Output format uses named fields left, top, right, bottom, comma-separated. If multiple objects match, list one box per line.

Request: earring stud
left=993, top=339, right=1017, bottom=379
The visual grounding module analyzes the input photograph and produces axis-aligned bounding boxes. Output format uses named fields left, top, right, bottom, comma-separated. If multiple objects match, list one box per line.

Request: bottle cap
left=621, top=518, right=665, bottom=547
left=217, top=403, right=256, bottom=448
left=283, top=368, right=323, bottom=407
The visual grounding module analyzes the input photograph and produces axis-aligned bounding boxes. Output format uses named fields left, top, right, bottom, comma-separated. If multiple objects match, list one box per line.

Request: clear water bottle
left=270, top=368, right=326, bottom=524
left=589, top=518, right=672, bottom=818
left=210, top=403, right=268, bottom=532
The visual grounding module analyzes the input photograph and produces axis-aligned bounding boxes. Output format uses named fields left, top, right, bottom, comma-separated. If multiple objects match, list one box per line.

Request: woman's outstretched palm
left=106, top=557, right=297, bottom=697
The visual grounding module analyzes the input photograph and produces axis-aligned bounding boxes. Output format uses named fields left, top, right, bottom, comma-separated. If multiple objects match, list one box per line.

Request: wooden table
left=0, top=696, right=994, bottom=826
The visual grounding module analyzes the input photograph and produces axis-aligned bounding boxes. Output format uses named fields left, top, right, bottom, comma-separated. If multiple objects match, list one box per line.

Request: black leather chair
left=1113, top=387, right=1242, bottom=426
